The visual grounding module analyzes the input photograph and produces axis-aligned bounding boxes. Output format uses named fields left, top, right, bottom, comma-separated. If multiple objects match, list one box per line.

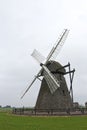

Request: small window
left=62, top=90, right=65, bottom=96
left=60, top=74, right=62, bottom=80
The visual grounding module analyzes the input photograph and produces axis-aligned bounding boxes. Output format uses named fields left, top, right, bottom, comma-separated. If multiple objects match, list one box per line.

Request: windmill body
left=35, top=61, right=73, bottom=109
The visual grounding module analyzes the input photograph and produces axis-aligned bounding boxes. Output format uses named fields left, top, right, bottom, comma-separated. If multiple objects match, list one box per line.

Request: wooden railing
left=12, top=108, right=87, bottom=116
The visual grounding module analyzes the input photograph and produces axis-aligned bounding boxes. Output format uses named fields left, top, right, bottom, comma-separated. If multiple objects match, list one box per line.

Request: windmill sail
left=21, top=29, right=69, bottom=99
left=46, top=29, right=69, bottom=61
left=21, top=76, right=37, bottom=99
left=21, top=69, right=42, bottom=99
left=43, top=72, right=58, bottom=94
left=31, top=49, right=45, bottom=64
left=42, top=64, right=60, bottom=93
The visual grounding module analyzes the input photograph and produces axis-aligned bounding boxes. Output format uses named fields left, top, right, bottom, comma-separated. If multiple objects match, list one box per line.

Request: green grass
left=0, top=112, right=87, bottom=130
left=0, top=108, right=12, bottom=113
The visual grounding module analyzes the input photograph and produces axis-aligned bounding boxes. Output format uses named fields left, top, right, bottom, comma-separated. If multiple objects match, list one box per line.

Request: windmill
left=21, top=29, right=75, bottom=110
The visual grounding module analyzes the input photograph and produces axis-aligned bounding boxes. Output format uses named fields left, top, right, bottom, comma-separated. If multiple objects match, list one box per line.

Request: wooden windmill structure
left=21, top=29, right=75, bottom=110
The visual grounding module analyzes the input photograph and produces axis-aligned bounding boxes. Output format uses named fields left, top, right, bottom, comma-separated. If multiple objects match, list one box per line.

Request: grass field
left=0, top=111, right=87, bottom=130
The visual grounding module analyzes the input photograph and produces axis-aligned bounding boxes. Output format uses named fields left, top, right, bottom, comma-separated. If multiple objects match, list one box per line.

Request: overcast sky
left=0, top=0, right=87, bottom=107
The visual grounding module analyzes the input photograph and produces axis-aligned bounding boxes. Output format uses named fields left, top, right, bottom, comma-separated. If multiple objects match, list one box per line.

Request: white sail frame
left=21, top=29, right=69, bottom=98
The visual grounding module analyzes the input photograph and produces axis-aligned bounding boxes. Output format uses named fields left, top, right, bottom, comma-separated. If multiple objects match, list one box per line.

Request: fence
left=12, top=107, right=87, bottom=116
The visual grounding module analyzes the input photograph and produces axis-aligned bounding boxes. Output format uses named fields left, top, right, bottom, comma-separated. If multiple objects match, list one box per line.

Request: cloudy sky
left=0, top=0, right=87, bottom=107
